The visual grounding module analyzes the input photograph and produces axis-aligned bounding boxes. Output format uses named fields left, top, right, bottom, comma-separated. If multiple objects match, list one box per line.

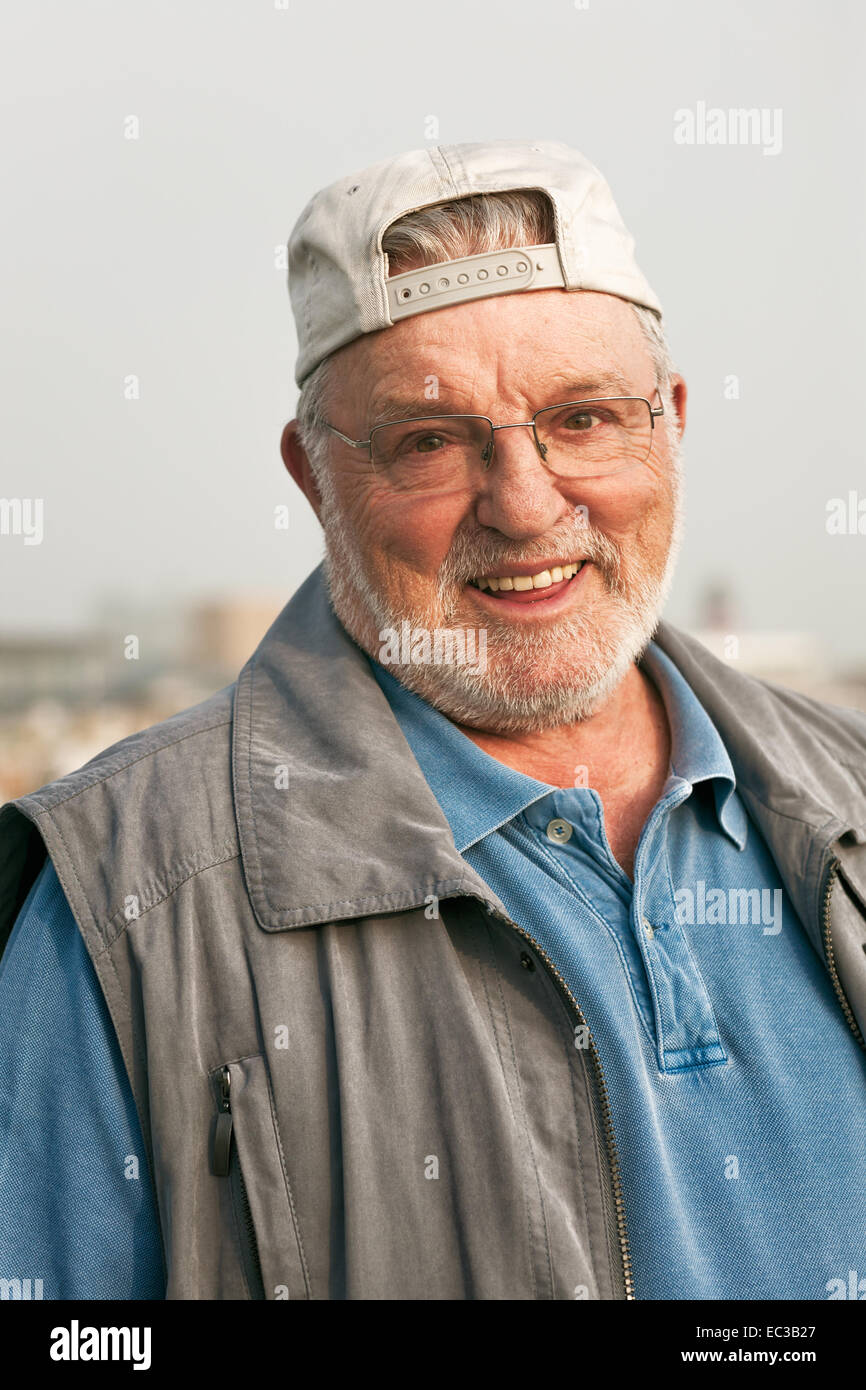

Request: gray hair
left=296, top=189, right=676, bottom=478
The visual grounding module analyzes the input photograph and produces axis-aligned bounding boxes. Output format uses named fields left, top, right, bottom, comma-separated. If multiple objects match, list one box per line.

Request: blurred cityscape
left=0, top=594, right=287, bottom=803
left=1, top=583, right=865, bottom=803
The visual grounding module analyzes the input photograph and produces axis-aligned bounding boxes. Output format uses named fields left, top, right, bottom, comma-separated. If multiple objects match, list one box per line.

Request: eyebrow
left=367, top=373, right=638, bottom=428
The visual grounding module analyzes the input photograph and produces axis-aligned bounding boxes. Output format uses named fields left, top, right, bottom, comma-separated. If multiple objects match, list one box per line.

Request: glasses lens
left=534, top=399, right=653, bottom=476
left=370, top=416, right=491, bottom=492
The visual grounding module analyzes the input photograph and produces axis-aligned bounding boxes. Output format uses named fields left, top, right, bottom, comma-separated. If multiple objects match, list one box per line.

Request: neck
left=455, top=662, right=672, bottom=879
left=456, top=662, right=666, bottom=786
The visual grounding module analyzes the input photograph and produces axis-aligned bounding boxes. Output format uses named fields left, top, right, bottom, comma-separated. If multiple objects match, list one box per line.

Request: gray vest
left=2, top=565, right=866, bottom=1299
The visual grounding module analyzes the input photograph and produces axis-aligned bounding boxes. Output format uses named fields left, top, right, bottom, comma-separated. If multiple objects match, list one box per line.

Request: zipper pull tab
left=212, top=1064, right=234, bottom=1176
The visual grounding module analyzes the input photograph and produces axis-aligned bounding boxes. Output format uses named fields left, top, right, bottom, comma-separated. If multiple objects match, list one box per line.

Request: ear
left=669, top=374, right=687, bottom=436
left=281, top=420, right=323, bottom=523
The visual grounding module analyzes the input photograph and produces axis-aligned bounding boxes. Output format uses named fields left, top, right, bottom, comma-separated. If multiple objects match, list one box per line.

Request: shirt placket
left=631, top=783, right=728, bottom=1072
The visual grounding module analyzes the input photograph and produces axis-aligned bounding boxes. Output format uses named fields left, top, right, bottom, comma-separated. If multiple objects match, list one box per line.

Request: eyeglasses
left=321, top=390, right=664, bottom=494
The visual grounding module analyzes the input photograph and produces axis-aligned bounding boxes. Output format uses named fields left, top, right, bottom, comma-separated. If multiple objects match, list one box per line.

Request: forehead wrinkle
left=367, top=367, right=638, bottom=427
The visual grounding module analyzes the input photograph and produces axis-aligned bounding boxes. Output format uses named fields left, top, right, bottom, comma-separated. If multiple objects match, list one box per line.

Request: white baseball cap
left=287, top=138, right=662, bottom=388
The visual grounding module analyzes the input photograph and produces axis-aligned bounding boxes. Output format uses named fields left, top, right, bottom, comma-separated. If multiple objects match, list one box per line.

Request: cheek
left=347, top=485, right=475, bottom=574
left=565, top=462, right=673, bottom=546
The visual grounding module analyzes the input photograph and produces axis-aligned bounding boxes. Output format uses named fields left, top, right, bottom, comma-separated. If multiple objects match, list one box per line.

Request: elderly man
left=1, top=140, right=865, bottom=1302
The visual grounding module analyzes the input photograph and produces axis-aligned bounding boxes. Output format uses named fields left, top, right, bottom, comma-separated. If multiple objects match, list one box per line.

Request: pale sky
left=2, top=0, right=864, bottom=664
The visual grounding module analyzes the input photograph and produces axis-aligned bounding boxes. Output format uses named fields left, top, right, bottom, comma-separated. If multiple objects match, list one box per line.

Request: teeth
left=472, top=561, right=583, bottom=590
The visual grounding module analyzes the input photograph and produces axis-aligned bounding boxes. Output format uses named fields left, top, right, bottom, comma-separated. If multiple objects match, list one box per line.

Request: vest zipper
left=821, top=858, right=866, bottom=1051
left=483, top=905, right=635, bottom=1300
left=212, top=1064, right=266, bottom=1298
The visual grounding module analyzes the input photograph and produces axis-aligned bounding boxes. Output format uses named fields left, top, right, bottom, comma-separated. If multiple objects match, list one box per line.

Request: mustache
left=437, top=517, right=626, bottom=596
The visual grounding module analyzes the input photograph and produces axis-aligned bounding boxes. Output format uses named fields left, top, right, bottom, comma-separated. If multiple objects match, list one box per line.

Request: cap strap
left=386, top=244, right=566, bottom=322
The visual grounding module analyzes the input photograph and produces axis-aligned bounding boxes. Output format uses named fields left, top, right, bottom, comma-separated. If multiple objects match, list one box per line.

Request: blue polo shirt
left=1, top=642, right=864, bottom=1298
left=369, top=641, right=866, bottom=1299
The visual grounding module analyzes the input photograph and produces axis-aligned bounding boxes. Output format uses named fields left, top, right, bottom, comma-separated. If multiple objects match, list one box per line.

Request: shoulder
left=1, top=685, right=240, bottom=949
left=16, top=684, right=236, bottom=819
left=654, top=621, right=866, bottom=775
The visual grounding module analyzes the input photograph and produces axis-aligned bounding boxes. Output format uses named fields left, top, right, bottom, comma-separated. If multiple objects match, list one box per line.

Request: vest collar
left=232, top=564, right=504, bottom=930
left=651, top=621, right=866, bottom=954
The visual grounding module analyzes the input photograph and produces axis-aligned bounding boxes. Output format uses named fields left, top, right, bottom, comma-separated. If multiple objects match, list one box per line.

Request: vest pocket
left=209, top=1054, right=309, bottom=1300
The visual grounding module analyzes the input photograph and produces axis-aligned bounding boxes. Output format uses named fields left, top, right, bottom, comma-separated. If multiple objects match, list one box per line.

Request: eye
left=413, top=433, right=446, bottom=453
left=563, top=409, right=601, bottom=432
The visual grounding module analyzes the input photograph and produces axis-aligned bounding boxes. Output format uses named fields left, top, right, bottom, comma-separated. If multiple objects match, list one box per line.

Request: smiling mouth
left=467, top=561, right=586, bottom=599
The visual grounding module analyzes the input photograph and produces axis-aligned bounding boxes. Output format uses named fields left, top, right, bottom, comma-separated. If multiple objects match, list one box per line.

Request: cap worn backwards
left=287, top=138, right=662, bottom=388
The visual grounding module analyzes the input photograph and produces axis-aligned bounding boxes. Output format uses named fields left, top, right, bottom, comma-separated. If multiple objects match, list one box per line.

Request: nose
left=474, top=424, right=572, bottom=538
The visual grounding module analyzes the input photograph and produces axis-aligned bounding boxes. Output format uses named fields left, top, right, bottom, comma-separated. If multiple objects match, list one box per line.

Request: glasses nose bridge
left=486, top=416, right=546, bottom=465
left=490, top=418, right=536, bottom=434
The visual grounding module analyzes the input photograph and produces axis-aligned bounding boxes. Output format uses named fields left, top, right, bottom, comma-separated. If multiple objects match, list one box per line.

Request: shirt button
left=546, top=818, right=573, bottom=844
left=642, top=917, right=656, bottom=939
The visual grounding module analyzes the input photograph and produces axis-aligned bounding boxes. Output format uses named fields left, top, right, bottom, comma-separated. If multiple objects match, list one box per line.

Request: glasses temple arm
left=323, top=422, right=372, bottom=450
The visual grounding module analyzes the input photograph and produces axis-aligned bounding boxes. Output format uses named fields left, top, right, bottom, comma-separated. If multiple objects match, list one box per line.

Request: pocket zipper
left=821, top=858, right=866, bottom=1050
left=212, top=1063, right=266, bottom=1298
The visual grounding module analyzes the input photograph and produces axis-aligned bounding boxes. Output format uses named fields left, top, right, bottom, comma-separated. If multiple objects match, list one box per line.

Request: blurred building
left=0, top=594, right=287, bottom=801
left=689, top=582, right=866, bottom=712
